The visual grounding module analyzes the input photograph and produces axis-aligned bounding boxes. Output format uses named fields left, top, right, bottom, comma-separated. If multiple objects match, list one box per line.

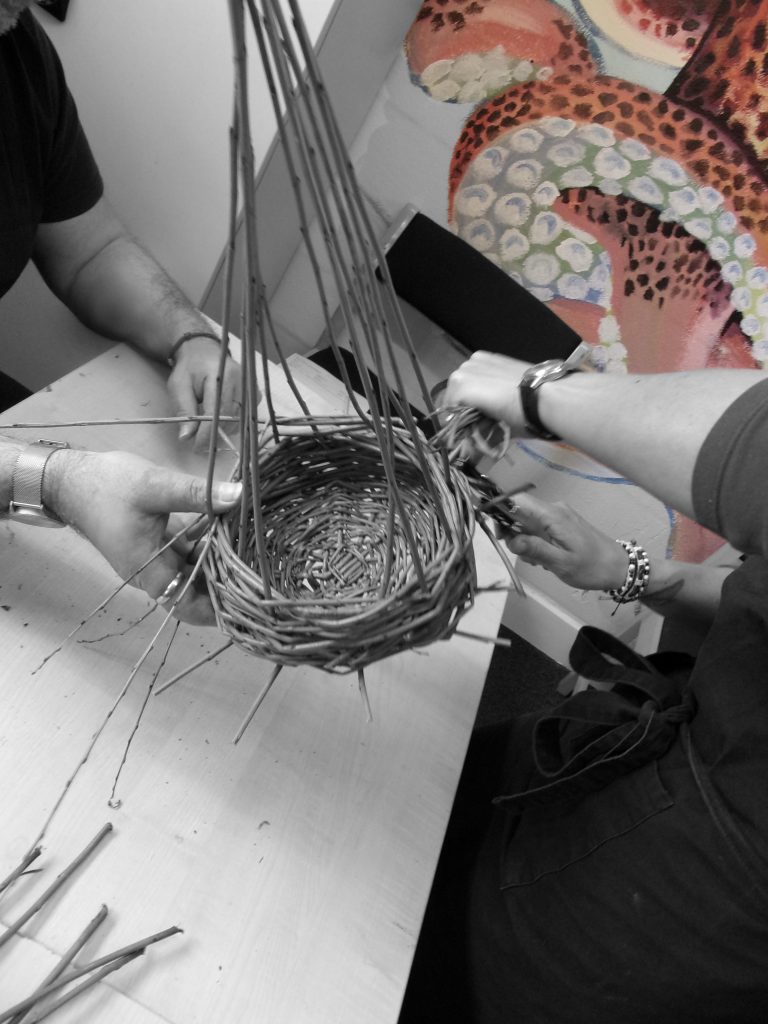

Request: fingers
left=504, top=491, right=568, bottom=539
left=167, top=371, right=200, bottom=443
left=133, top=549, right=217, bottom=627
left=505, top=531, right=564, bottom=572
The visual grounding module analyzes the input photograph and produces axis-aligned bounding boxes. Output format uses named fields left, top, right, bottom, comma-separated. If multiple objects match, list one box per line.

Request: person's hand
left=45, top=448, right=242, bottom=626
left=443, top=351, right=532, bottom=432
left=167, top=336, right=241, bottom=450
left=502, top=491, right=627, bottom=592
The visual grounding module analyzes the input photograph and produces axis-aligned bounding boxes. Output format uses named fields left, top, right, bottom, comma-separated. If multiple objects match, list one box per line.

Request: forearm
left=638, top=558, right=733, bottom=624
left=62, top=234, right=212, bottom=363
left=445, top=355, right=768, bottom=520
left=537, top=369, right=764, bottom=520
left=33, top=199, right=216, bottom=365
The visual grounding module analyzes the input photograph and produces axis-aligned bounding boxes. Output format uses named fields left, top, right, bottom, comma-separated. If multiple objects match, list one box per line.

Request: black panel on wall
left=37, top=0, right=70, bottom=22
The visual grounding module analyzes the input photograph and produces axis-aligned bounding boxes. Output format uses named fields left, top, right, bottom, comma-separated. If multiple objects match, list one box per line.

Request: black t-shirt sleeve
left=28, top=13, right=103, bottom=222
left=692, top=377, right=768, bottom=557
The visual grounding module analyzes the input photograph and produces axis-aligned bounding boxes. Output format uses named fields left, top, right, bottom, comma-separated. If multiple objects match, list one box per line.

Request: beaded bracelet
left=167, top=331, right=224, bottom=367
left=607, top=539, right=651, bottom=605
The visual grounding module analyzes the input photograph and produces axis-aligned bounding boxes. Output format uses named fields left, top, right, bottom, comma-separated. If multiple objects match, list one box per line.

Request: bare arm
left=444, top=352, right=767, bottom=521
left=33, top=197, right=240, bottom=445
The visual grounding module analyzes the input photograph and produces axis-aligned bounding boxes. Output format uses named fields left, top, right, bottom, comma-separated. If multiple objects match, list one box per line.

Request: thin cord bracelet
left=167, top=331, right=224, bottom=367
left=607, top=539, right=651, bottom=606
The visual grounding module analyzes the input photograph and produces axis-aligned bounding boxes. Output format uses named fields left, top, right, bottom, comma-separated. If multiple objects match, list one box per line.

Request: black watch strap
left=520, top=371, right=576, bottom=440
left=519, top=344, right=591, bottom=441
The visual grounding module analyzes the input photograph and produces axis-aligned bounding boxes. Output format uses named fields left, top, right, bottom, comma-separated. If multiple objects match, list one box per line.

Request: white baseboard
left=502, top=578, right=664, bottom=668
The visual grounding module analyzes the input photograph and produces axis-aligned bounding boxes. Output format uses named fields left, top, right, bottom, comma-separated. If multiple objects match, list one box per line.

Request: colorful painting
left=403, top=0, right=767, bottom=562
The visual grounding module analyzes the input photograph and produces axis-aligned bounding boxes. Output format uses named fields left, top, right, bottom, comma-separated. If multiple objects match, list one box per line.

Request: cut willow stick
left=0, top=825, right=112, bottom=953
left=26, top=598, right=183, bottom=850
left=476, top=516, right=524, bottom=595
left=7, top=905, right=109, bottom=1024
left=76, top=607, right=156, bottom=645
left=28, top=515, right=218, bottom=845
left=233, top=664, right=283, bottom=744
left=229, top=0, right=270, bottom=595
left=30, top=507, right=211, bottom=675
left=0, top=415, right=238, bottom=430
left=22, top=952, right=141, bottom=1024
left=0, top=847, right=41, bottom=900
left=154, top=640, right=233, bottom=697
left=357, top=669, right=373, bottom=723
left=108, top=620, right=180, bottom=809
left=454, top=629, right=515, bottom=647
left=257, top=0, right=437, bottom=585
left=0, top=927, right=182, bottom=1024
left=205, top=108, right=241, bottom=526
left=30, top=513, right=207, bottom=675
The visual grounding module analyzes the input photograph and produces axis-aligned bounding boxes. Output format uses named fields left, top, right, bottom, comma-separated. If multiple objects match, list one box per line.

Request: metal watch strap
left=519, top=343, right=591, bottom=440
left=9, top=439, right=70, bottom=527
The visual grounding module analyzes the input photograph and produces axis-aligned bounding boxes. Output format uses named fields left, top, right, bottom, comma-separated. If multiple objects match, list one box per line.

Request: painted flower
left=493, top=192, right=533, bottom=226
left=555, top=236, right=594, bottom=272
left=523, top=251, right=561, bottom=285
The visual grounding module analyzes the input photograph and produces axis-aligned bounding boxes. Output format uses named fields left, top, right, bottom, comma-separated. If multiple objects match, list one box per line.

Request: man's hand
left=44, top=448, right=242, bottom=625
left=34, top=198, right=242, bottom=449
left=167, top=335, right=241, bottom=449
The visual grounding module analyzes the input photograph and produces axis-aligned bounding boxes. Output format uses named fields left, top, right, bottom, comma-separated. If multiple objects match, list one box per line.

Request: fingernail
left=216, top=482, right=242, bottom=503
left=179, top=423, right=196, bottom=441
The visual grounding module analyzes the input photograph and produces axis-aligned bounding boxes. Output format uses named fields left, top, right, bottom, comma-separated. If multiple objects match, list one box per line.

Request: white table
left=0, top=345, right=507, bottom=1022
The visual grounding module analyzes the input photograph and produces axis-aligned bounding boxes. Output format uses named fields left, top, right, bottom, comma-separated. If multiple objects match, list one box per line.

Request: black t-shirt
left=0, top=11, right=103, bottom=298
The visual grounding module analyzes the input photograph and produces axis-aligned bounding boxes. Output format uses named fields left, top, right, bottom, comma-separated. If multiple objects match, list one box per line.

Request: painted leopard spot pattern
left=416, top=0, right=488, bottom=34
left=611, top=0, right=713, bottom=50
left=449, top=74, right=768, bottom=238
left=669, top=0, right=768, bottom=177
left=557, top=189, right=728, bottom=312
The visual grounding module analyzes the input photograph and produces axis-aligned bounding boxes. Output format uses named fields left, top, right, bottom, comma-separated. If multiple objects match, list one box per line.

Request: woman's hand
left=443, top=351, right=532, bottom=431
left=45, top=448, right=242, bottom=625
left=503, top=491, right=627, bottom=592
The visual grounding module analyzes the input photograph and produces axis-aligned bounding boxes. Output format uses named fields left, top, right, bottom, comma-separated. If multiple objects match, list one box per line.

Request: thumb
left=141, top=467, right=242, bottom=516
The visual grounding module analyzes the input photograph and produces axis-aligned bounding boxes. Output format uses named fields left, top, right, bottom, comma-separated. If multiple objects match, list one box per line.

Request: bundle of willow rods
left=202, top=0, right=488, bottom=674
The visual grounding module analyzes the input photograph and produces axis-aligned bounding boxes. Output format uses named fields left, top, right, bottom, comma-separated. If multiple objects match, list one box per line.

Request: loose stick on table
left=0, top=825, right=112, bottom=952
left=233, top=664, right=283, bottom=744
left=0, top=927, right=181, bottom=1024
left=357, top=669, right=373, bottom=723
left=0, top=847, right=41, bottom=899
left=22, top=953, right=141, bottom=1024
left=154, top=640, right=234, bottom=696
left=454, top=629, right=515, bottom=647
left=7, top=905, right=109, bottom=1024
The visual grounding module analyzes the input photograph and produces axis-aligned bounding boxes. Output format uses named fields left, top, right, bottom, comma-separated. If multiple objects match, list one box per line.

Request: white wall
left=0, top=0, right=334, bottom=390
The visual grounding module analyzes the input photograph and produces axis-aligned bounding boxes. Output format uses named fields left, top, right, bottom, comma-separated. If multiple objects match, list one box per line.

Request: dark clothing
left=0, top=10, right=103, bottom=299
left=401, top=380, right=768, bottom=1023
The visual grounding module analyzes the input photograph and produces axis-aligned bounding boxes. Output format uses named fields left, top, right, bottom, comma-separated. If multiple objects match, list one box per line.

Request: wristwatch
left=7, top=439, right=70, bottom=527
left=519, top=342, right=591, bottom=440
